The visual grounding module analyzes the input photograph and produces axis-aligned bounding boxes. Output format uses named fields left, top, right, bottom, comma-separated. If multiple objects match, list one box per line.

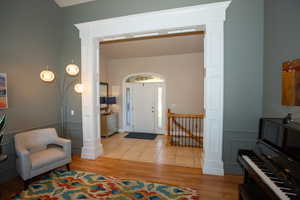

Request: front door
left=132, top=84, right=155, bottom=132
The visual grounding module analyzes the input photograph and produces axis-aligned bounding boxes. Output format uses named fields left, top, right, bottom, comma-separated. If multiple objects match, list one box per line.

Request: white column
left=203, top=21, right=225, bottom=175
left=79, top=31, right=102, bottom=159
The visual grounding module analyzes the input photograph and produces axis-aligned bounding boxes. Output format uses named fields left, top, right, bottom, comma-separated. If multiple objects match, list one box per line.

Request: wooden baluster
left=188, top=117, right=190, bottom=147
left=197, top=118, right=199, bottom=148
left=199, top=118, right=202, bottom=148
left=181, top=117, right=185, bottom=147
left=184, top=117, right=186, bottom=147
left=175, top=117, right=177, bottom=146
left=177, top=117, right=182, bottom=146
left=190, top=118, right=195, bottom=146
left=178, top=117, right=180, bottom=146
left=167, top=111, right=170, bottom=145
left=174, top=117, right=178, bottom=146
left=189, top=117, right=192, bottom=147
left=172, top=117, right=174, bottom=146
left=178, top=117, right=180, bottom=147
left=171, top=116, right=173, bottom=146
left=195, top=117, right=198, bottom=147
left=200, top=117, right=203, bottom=148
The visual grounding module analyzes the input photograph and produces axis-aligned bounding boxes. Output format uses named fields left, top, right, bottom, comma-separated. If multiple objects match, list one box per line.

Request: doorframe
left=122, top=73, right=166, bottom=134
left=75, top=1, right=231, bottom=176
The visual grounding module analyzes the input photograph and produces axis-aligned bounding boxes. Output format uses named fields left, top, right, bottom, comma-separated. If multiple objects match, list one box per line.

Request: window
left=157, top=87, right=163, bottom=129
left=126, top=74, right=164, bottom=83
left=126, top=88, right=131, bottom=127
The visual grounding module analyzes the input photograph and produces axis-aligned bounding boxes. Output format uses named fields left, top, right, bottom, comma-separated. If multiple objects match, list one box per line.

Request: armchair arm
left=15, top=145, right=31, bottom=180
left=53, top=137, right=71, bottom=160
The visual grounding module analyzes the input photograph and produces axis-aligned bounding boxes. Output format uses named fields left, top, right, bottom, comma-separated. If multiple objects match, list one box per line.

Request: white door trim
left=75, top=1, right=231, bottom=176
left=122, top=73, right=166, bottom=134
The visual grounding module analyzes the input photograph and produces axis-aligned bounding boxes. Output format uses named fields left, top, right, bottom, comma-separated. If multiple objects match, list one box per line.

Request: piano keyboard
left=242, top=155, right=298, bottom=200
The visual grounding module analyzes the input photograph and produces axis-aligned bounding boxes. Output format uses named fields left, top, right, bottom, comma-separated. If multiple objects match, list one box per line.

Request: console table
left=101, top=113, right=118, bottom=137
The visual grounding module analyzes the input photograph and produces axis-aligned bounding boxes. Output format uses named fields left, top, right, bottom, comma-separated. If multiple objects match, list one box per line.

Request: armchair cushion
left=30, top=147, right=66, bottom=170
left=15, top=128, right=58, bottom=153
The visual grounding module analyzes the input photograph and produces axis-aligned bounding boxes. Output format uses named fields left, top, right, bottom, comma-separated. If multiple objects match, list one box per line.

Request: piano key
left=287, top=196, right=298, bottom=200
left=242, top=155, right=290, bottom=200
left=285, top=192, right=297, bottom=196
left=280, top=187, right=294, bottom=191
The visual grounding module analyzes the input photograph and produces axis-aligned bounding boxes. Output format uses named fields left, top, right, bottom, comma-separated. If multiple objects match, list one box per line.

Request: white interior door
left=132, top=84, right=155, bottom=132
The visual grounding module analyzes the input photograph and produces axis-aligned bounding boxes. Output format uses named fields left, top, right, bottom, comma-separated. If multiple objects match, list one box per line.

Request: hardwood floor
left=102, top=132, right=203, bottom=168
left=0, top=156, right=243, bottom=200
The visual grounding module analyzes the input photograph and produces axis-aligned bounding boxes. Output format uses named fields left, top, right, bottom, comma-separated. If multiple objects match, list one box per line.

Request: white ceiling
left=54, top=0, right=96, bottom=7
left=101, top=34, right=204, bottom=59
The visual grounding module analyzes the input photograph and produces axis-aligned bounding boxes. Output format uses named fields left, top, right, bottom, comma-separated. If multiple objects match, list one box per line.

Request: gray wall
left=61, top=0, right=264, bottom=174
left=0, top=0, right=63, bottom=183
left=263, top=0, right=300, bottom=118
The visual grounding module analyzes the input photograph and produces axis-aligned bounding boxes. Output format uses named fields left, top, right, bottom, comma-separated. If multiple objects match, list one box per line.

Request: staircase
left=167, top=109, right=204, bottom=148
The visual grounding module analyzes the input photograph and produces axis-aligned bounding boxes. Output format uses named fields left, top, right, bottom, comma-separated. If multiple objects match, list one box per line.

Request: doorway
left=123, top=73, right=166, bottom=134
left=75, top=1, right=231, bottom=176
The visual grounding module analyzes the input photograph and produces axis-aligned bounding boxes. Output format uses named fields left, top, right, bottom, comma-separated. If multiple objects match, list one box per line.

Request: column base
left=203, top=158, right=224, bottom=176
left=81, top=141, right=103, bottom=160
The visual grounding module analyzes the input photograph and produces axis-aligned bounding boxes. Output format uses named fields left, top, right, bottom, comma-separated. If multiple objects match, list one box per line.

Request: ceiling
left=54, top=0, right=96, bottom=7
left=100, top=34, right=204, bottom=59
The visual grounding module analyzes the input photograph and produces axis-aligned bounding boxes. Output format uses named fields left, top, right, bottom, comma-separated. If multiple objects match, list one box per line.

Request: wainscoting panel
left=65, top=122, right=83, bottom=155
left=223, top=130, right=257, bottom=174
left=0, top=138, right=16, bottom=183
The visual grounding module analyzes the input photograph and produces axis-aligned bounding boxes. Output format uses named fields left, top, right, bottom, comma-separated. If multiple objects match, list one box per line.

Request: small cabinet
left=101, top=113, right=118, bottom=137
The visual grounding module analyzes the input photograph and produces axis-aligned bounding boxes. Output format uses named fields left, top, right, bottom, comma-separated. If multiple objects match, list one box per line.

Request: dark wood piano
left=238, top=118, right=300, bottom=200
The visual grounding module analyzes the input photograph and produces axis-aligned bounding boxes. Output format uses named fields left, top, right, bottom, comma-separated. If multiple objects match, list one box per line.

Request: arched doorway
left=122, top=73, right=166, bottom=134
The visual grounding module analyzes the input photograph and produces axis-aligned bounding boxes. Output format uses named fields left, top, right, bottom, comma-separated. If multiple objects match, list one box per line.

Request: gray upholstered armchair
left=14, top=128, right=71, bottom=182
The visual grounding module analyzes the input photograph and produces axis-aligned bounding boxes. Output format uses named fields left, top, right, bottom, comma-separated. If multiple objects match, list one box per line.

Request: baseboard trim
left=224, top=161, right=243, bottom=175
left=203, top=159, right=224, bottom=176
left=72, top=147, right=82, bottom=156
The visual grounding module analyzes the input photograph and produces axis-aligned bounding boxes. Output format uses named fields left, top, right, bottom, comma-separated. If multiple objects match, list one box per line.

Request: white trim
left=75, top=1, right=231, bottom=176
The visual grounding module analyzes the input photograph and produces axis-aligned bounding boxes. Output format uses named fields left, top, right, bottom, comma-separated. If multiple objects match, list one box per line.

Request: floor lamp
left=40, top=63, right=84, bottom=138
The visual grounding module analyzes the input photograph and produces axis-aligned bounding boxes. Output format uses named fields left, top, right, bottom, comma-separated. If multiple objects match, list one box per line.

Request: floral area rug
left=12, top=169, right=200, bottom=199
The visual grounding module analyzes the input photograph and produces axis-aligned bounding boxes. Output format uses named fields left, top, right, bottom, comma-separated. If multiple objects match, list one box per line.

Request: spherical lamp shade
left=65, top=64, right=79, bottom=76
left=74, top=83, right=84, bottom=94
left=40, top=70, right=55, bottom=82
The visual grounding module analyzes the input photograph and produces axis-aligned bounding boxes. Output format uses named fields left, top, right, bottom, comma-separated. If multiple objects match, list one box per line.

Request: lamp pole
left=59, top=74, right=80, bottom=138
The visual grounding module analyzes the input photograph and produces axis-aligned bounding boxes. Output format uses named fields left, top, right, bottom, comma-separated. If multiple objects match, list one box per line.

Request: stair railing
left=167, top=109, right=204, bottom=148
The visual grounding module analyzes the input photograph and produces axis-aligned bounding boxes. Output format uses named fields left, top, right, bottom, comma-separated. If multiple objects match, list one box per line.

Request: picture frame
left=100, top=82, right=108, bottom=110
left=0, top=73, right=8, bottom=109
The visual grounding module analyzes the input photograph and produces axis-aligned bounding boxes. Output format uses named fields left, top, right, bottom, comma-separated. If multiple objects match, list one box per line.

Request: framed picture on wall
left=0, top=73, right=8, bottom=109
